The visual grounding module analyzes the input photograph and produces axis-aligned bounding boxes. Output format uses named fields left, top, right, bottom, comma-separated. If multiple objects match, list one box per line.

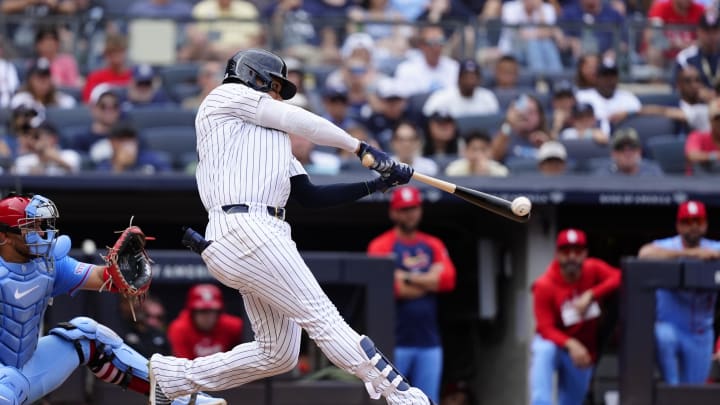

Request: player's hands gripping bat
left=100, top=224, right=154, bottom=297
left=377, top=162, right=414, bottom=192
left=356, top=141, right=394, bottom=174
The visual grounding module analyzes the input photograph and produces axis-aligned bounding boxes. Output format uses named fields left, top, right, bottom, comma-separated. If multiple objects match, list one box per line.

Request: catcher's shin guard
left=49, top=317, right=150, bottom=393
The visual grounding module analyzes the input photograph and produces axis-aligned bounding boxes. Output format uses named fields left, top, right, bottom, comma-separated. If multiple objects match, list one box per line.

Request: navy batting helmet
left=224, top=49, right=297, bottom=100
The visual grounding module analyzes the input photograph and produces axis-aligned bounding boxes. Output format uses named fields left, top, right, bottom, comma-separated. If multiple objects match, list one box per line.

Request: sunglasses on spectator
left=423, top=38, right=445, bottom=47
left=349, top=66, right=367, bottom=75
left=98, top=103, right=119, bottom=111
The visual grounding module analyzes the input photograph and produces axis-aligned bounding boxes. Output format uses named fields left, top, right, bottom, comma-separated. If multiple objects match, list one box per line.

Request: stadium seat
left=433, top=154, right=459, bottom=172
left=645, top=135, right=687, bottom=175
left=455, top=113, right=505, bottom=137
left=505, top=157, right=539, bottom=174
left=126, top=108, right=196, bottom=130
left=46, top=107, right=93, bottom=129
left=141, top=126, right=196, bottom=169
left=406, top=91, right=433, bottom=125
left=492, top=88, right=536, bottom=111
left=693, top=162, right=720, bottom=176
left=159, top=64, right=200, bottom=102
left=614, top=114, right=682, bottom=151
left=0, top=108, right=10, bottom=129
left=485, top=70, right=536, bottom=89
left=637, top=93, right=680, bottom=107
left=561, top=139, right=610, bottom=172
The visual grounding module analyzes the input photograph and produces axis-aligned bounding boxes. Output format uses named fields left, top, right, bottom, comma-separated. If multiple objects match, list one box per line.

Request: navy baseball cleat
left=149, top=359, right=226, bottom=405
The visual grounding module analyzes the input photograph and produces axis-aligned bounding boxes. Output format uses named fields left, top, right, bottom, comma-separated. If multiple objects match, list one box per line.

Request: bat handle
left=361, top=153, right=375, bottom=168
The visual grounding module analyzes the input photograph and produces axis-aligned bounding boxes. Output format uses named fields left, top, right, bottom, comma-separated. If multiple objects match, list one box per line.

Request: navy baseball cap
left=598, top=60, right=619, bottom=76
left=28, top=57, right=51, bottom=76
left=133, top=64, right=155, bottom=82
left=553, top=80, right=575, bottom=97
left=322, top=85, right=348, bottom=100
left=699, top=12, right=720, bottom=29
left=459, top=59, right=481, bottom=76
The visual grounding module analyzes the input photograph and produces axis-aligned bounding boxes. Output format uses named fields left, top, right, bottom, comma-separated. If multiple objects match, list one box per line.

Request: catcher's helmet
left=0, top=195, right=32, bottom=232
left=224, top=49, right=297, bottom=100
left=187, top=284, right=224, bottom=311
left=0, top=194, right=59, bottom=257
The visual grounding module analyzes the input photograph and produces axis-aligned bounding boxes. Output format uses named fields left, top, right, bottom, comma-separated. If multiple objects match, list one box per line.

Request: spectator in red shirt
left=167, top=284, right=243, bottom=360
left=529, top=228, right=621, bottom=405
left=82, top=34, right=132, bottom=103
left=685, top=97, right=720, bottom=173
left=643, top=0, right=705, bottom=68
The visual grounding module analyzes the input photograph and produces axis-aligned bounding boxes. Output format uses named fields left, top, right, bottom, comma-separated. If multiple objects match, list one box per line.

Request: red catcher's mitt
left=101, top=225, right=153, bottom=297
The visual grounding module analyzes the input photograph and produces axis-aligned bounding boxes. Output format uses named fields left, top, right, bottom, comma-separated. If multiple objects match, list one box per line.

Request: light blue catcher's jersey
left=0, top=239, right=93, bottom=368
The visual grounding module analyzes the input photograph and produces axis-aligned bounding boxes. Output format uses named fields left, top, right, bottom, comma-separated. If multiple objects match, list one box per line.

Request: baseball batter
left=149, top=49, right=433, bottom=405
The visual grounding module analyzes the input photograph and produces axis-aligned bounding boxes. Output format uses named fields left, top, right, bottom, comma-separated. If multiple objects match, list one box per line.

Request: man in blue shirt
left=559, top=0, right=625, bottom=59
left=638, top=200, right=720, bottom=384
left=674, top=13, right=720, bottom=99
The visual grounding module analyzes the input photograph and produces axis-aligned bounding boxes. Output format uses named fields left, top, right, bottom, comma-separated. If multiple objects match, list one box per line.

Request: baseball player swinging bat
left=362, top=154, right=532, bottom=223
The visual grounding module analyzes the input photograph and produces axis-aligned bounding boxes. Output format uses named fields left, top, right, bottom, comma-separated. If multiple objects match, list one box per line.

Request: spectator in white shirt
left=423, top=59, right=500, bottom=119
left=575, top=59, right=641, bottom=134
left=498, top=0, right=563, bottom=74
left=445, top=131, right=508, bottom=176
left=393, top=24, right=459, bottom=96
left=0, top=36, right=19, bottom=109
left=560, top=102, right=609, bottom=144
left=13, top=121, right=81, bottom=175
left=390, top=120, right=439, bottom=175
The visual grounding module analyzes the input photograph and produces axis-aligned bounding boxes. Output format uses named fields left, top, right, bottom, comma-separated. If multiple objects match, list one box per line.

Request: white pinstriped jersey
left=195, top=83, right=306, bottom=211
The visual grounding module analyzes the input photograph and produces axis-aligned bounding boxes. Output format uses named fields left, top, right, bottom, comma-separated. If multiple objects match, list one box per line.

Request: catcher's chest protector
left=0, top=258, right=55, bottom=368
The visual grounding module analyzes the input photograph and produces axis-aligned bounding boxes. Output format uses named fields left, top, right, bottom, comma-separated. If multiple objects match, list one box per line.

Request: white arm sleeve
left=256, top=96, right=361, bottom=153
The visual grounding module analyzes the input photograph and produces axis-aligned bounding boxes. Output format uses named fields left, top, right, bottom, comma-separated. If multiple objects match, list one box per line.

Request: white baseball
left=82, top=239, right=97, bottom=255
left=511, top=196, right=532, bottom=216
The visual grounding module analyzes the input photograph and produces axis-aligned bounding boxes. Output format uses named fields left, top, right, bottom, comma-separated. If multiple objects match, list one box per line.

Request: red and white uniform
left=532, top=258, right=621, bottom=361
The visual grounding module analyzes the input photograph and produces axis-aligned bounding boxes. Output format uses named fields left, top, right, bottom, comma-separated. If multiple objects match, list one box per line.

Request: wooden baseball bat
left=362, top=154, right=531, bottom=223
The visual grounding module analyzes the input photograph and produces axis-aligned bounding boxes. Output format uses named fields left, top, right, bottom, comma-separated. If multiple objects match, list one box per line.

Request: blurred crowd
left=0, top=0, right=720, bottom=178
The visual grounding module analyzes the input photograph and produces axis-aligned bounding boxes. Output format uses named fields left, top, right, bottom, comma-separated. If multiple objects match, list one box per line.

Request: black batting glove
left=356, top=141, right=394, bottom=174
left=379, top=162, right=414, bottom=191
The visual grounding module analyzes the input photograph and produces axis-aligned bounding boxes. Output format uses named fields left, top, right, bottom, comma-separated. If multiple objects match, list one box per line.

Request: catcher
left=0, top=193, right=225, bottom=405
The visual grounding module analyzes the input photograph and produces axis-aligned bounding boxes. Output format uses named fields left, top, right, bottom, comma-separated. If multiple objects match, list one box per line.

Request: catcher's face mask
left=19, top=195, right=59, bottom=257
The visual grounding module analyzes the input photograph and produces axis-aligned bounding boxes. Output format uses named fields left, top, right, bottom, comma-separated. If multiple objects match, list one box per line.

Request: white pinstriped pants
left=151, top=208, right=429, bottom=404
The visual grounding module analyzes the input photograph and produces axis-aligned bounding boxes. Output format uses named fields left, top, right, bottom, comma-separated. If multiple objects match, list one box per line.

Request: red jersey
left=532, top=258, right=620, bottom=360
left=82, top=67, right=132, bottom=102
left=685, top=130, right=720, bottom=174
left=647, top=0, right=704, bottom=57
left=167, top=309, right=243, bottom=359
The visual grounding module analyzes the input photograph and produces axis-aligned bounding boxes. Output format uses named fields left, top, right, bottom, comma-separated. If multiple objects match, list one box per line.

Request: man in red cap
left=638, top=200, right=720, bottom=384
left=530, top=229, right=621, bottom=405
left=167, top=284, right=243, bottom=359
left=366, top=186, right=456, bottom=404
